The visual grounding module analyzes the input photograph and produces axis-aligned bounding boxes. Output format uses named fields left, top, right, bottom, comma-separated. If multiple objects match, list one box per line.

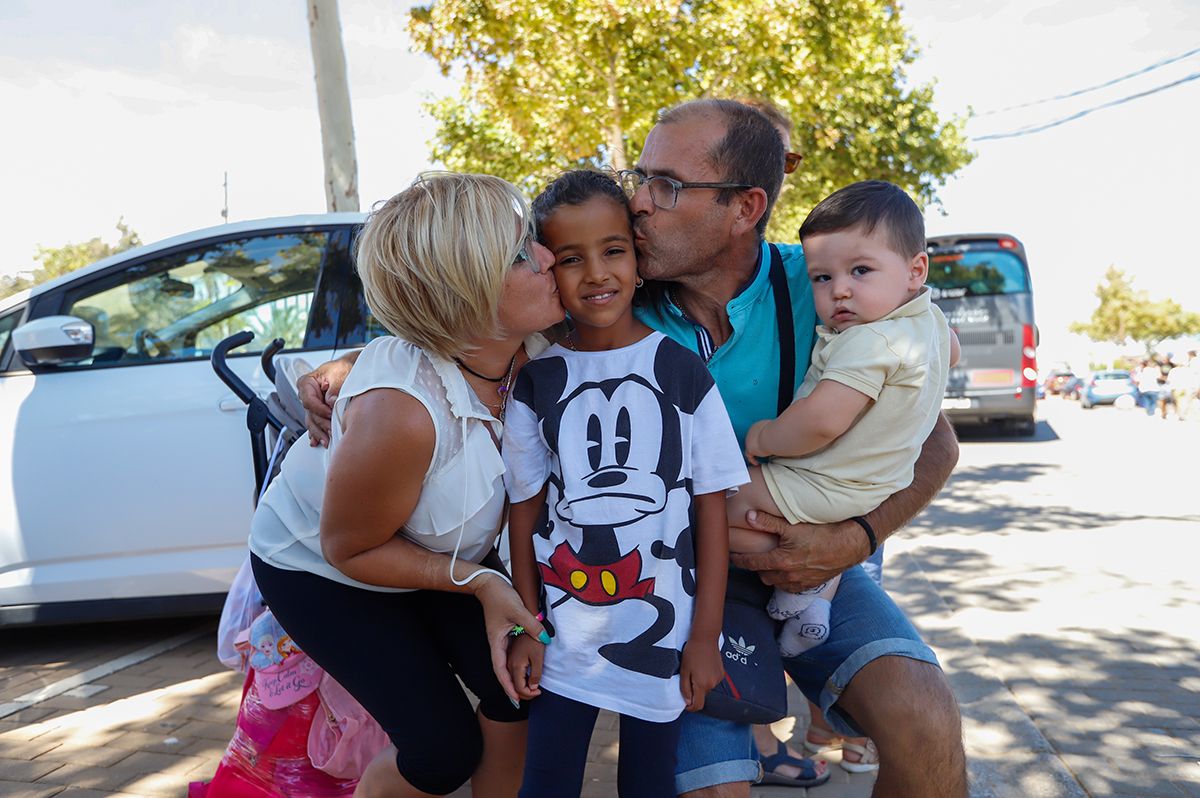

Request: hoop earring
left=635, top=277, right=644, bottom=288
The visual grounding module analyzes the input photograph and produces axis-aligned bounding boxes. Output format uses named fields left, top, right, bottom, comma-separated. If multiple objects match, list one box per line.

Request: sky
left=1, top=0, right=1198, bottom=368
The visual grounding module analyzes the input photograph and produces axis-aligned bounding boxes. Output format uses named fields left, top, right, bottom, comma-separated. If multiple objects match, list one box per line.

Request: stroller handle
left=261, top=338, right=286, bottom=384
left=211, top=331, right=259, bottom=406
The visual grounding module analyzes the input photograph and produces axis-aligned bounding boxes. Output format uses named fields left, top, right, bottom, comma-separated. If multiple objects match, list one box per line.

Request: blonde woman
left=249, top=173, right=564, bottom=797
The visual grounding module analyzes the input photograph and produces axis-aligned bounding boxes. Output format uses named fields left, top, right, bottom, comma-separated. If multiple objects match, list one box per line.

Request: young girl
left=502, top=170, right=748, bottom=798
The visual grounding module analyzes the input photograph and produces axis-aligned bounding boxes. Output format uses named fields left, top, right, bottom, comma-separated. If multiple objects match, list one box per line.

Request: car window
left=0, top=307, right=23, bottom=358
left=333, top=225, right=391, bottom=348
left=60, top=232, right=328, bottom=368
left=193, top=291, right=315, bottom=351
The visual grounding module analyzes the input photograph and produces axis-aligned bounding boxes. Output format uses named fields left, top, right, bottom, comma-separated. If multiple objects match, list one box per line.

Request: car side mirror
left=13, top=315, right=95, bottom=367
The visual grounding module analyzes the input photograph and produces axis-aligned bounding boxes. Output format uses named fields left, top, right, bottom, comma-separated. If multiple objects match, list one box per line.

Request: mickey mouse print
left=503, top=332, right=748, bottom=723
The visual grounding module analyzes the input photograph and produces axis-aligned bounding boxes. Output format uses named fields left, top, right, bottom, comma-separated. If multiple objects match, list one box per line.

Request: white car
left=0, top=214, right=373, bottom=626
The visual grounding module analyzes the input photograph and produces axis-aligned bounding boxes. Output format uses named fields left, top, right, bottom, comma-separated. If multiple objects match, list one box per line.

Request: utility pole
left=220, top=171, right=229, bottom=223
left=307, top=0, right=359, bottom=212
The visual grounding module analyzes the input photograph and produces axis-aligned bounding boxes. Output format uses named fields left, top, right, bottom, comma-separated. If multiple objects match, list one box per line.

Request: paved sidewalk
left=0, top=626, right=243, bottom=798
left=0, top=546, right=1077, bottom=798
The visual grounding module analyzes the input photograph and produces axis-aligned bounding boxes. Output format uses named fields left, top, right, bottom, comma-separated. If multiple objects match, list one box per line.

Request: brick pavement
left=0, top=547, right=1042, bottom=798
left=2, top=619, right=873, bottom=798
left=0, top=549, right=1089, bottom=798
left=0, top=629, right=242, bottom=798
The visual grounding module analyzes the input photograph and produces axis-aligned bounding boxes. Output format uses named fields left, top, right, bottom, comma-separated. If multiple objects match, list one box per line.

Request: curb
left=888, top=546, right=1089, bottom=798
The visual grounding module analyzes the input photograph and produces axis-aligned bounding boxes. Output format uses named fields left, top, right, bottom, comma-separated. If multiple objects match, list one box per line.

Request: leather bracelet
left=851, top=516, right=878, bottom=557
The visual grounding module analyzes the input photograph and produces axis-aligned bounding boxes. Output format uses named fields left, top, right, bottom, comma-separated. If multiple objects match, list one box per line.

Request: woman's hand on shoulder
left=299, top=351, right=359, bottom=447
left=679, top=637, right=723, bottom=712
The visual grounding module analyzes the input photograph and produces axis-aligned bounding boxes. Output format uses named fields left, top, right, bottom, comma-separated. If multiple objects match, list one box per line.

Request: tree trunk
left=604, top=54, right=627, bottom=172
left=307, top=0, right=359, bottom=212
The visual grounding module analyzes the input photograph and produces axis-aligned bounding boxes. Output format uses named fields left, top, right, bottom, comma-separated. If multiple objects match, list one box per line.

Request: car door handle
left=219, top=396, right=247, bottom=412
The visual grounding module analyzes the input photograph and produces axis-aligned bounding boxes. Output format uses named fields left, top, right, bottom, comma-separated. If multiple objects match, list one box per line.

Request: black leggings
left=251, top=555, right=526, bottom=796
left=519, top=689, right=682, bottom=798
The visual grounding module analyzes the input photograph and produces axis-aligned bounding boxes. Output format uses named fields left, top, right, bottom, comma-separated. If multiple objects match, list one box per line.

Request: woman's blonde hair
left=354, top=172, right=533, bottom=359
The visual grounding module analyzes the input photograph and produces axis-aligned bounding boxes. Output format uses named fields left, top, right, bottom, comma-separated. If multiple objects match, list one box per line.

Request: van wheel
left=1008, top=416, right=1036, bottom=437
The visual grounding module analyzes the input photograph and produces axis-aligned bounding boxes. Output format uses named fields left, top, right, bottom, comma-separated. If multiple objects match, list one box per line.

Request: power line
left=974, top=70, right=1200, bottom=141
left=978, top=44, right=1200, bottom=116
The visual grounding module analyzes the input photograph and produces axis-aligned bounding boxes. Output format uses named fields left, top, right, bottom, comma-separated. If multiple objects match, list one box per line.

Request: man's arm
left=298, top=350, right=361, bottom=446
left=729, top=413, right=958, bottom=592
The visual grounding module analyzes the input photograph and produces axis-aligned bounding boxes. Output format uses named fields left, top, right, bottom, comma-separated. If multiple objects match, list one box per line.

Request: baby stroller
left=190, top=332, right=386, bottom=798
left=211, top=331, right=308, bottom=505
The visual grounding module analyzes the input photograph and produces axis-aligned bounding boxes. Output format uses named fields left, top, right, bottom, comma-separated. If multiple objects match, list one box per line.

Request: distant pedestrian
left=1168, top=354, right=1199, bottom=421
left=1136, top=359, right=1164, bottom=416
left=1155, top=357, right=1175, bottom=418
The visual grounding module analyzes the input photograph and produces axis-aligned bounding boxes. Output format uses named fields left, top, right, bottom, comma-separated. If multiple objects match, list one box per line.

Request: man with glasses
left=626, top=99, right=966, bottom=798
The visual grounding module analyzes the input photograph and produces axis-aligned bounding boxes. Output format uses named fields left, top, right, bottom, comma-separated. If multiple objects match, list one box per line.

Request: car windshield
left=1095, top=372, right=1130, bottom=381
left=928, top=250, right=1030, bottom=298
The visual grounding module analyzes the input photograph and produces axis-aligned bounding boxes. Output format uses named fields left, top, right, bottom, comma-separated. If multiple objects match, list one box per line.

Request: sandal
left=839, top=738, right=880, bottom=774
left=804, top=727, right=880, bottom=773
left=758, top=740, right=832, bottom=787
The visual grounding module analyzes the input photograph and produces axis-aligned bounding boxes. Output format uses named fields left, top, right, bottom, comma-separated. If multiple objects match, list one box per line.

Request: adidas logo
left=730, top=636, right=756, bottom=657
left=725, top=635, right=756, bottom=666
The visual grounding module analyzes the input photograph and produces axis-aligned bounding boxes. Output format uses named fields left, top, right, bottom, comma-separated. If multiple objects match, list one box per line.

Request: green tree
left=408, top=0, right=973, bottom=240
left=0, top=220, right=142, bottom=300
left=1071, top=266, right=1200, bottom=354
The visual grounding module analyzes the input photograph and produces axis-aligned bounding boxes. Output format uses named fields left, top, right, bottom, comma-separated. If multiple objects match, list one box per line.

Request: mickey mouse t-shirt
left=503, top=331, right=748, bottom=722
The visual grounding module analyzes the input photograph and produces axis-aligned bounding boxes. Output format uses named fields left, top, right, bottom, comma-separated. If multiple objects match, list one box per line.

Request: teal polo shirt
left=634, top=241, right=817, bottom=448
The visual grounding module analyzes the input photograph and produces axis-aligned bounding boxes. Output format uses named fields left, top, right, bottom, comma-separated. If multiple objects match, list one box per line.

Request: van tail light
left=1020, top=324, right=1038, bottom=389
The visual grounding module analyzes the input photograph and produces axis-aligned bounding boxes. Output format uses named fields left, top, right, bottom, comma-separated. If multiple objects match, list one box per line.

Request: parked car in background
left=0, top=214, right=376, bottom=626
left=1044, top=369, right=1078, bottom=396
left=1080, top=370, right=1138, bottom=408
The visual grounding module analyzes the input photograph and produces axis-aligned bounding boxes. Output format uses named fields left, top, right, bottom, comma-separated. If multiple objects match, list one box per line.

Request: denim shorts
left=673, top=564, right=938, bottom=793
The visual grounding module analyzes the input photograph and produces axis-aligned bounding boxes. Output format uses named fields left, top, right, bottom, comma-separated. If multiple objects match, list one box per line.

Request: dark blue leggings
left=251, top=555, right=525, bottom=796
left=519, top=689, right=682, bottom=798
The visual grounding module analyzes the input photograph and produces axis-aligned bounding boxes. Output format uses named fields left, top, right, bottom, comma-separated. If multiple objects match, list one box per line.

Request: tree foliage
left=1070, top=266, right=1200, bottom=354
left=0, top=220, right=142, bottom=300
left=408, top=0, right=974, bottom=240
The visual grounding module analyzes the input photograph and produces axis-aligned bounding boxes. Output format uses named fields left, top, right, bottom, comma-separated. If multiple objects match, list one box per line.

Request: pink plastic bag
left=307, top=674, right=391, bottom=779
left=189, top=671, right=357, bottom=798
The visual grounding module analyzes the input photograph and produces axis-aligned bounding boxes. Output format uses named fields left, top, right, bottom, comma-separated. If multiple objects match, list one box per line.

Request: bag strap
left=767, top=244, right=796, bottom=416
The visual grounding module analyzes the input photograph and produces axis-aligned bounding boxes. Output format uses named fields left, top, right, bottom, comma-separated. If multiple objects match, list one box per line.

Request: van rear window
left=928, top=251, right=1030, bottom=297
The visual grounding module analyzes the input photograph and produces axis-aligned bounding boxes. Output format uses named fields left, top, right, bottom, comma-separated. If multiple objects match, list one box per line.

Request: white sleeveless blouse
left=249, top=334, right=549, bottom=592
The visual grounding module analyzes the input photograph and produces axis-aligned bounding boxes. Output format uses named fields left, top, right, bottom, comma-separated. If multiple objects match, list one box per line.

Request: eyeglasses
left=512, top=234, right=543, bottom=274
left=617, top=169, right=752, bottom=210
left=783, top=151, right=803, bottom=174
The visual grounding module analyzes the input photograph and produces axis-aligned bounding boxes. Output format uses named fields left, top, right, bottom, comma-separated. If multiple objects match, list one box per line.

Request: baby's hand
left=507, top=634, right=544, bottom=701
left=743, top=420, right=773, bottom=465
left=679, top=639, right=724, bottom=712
